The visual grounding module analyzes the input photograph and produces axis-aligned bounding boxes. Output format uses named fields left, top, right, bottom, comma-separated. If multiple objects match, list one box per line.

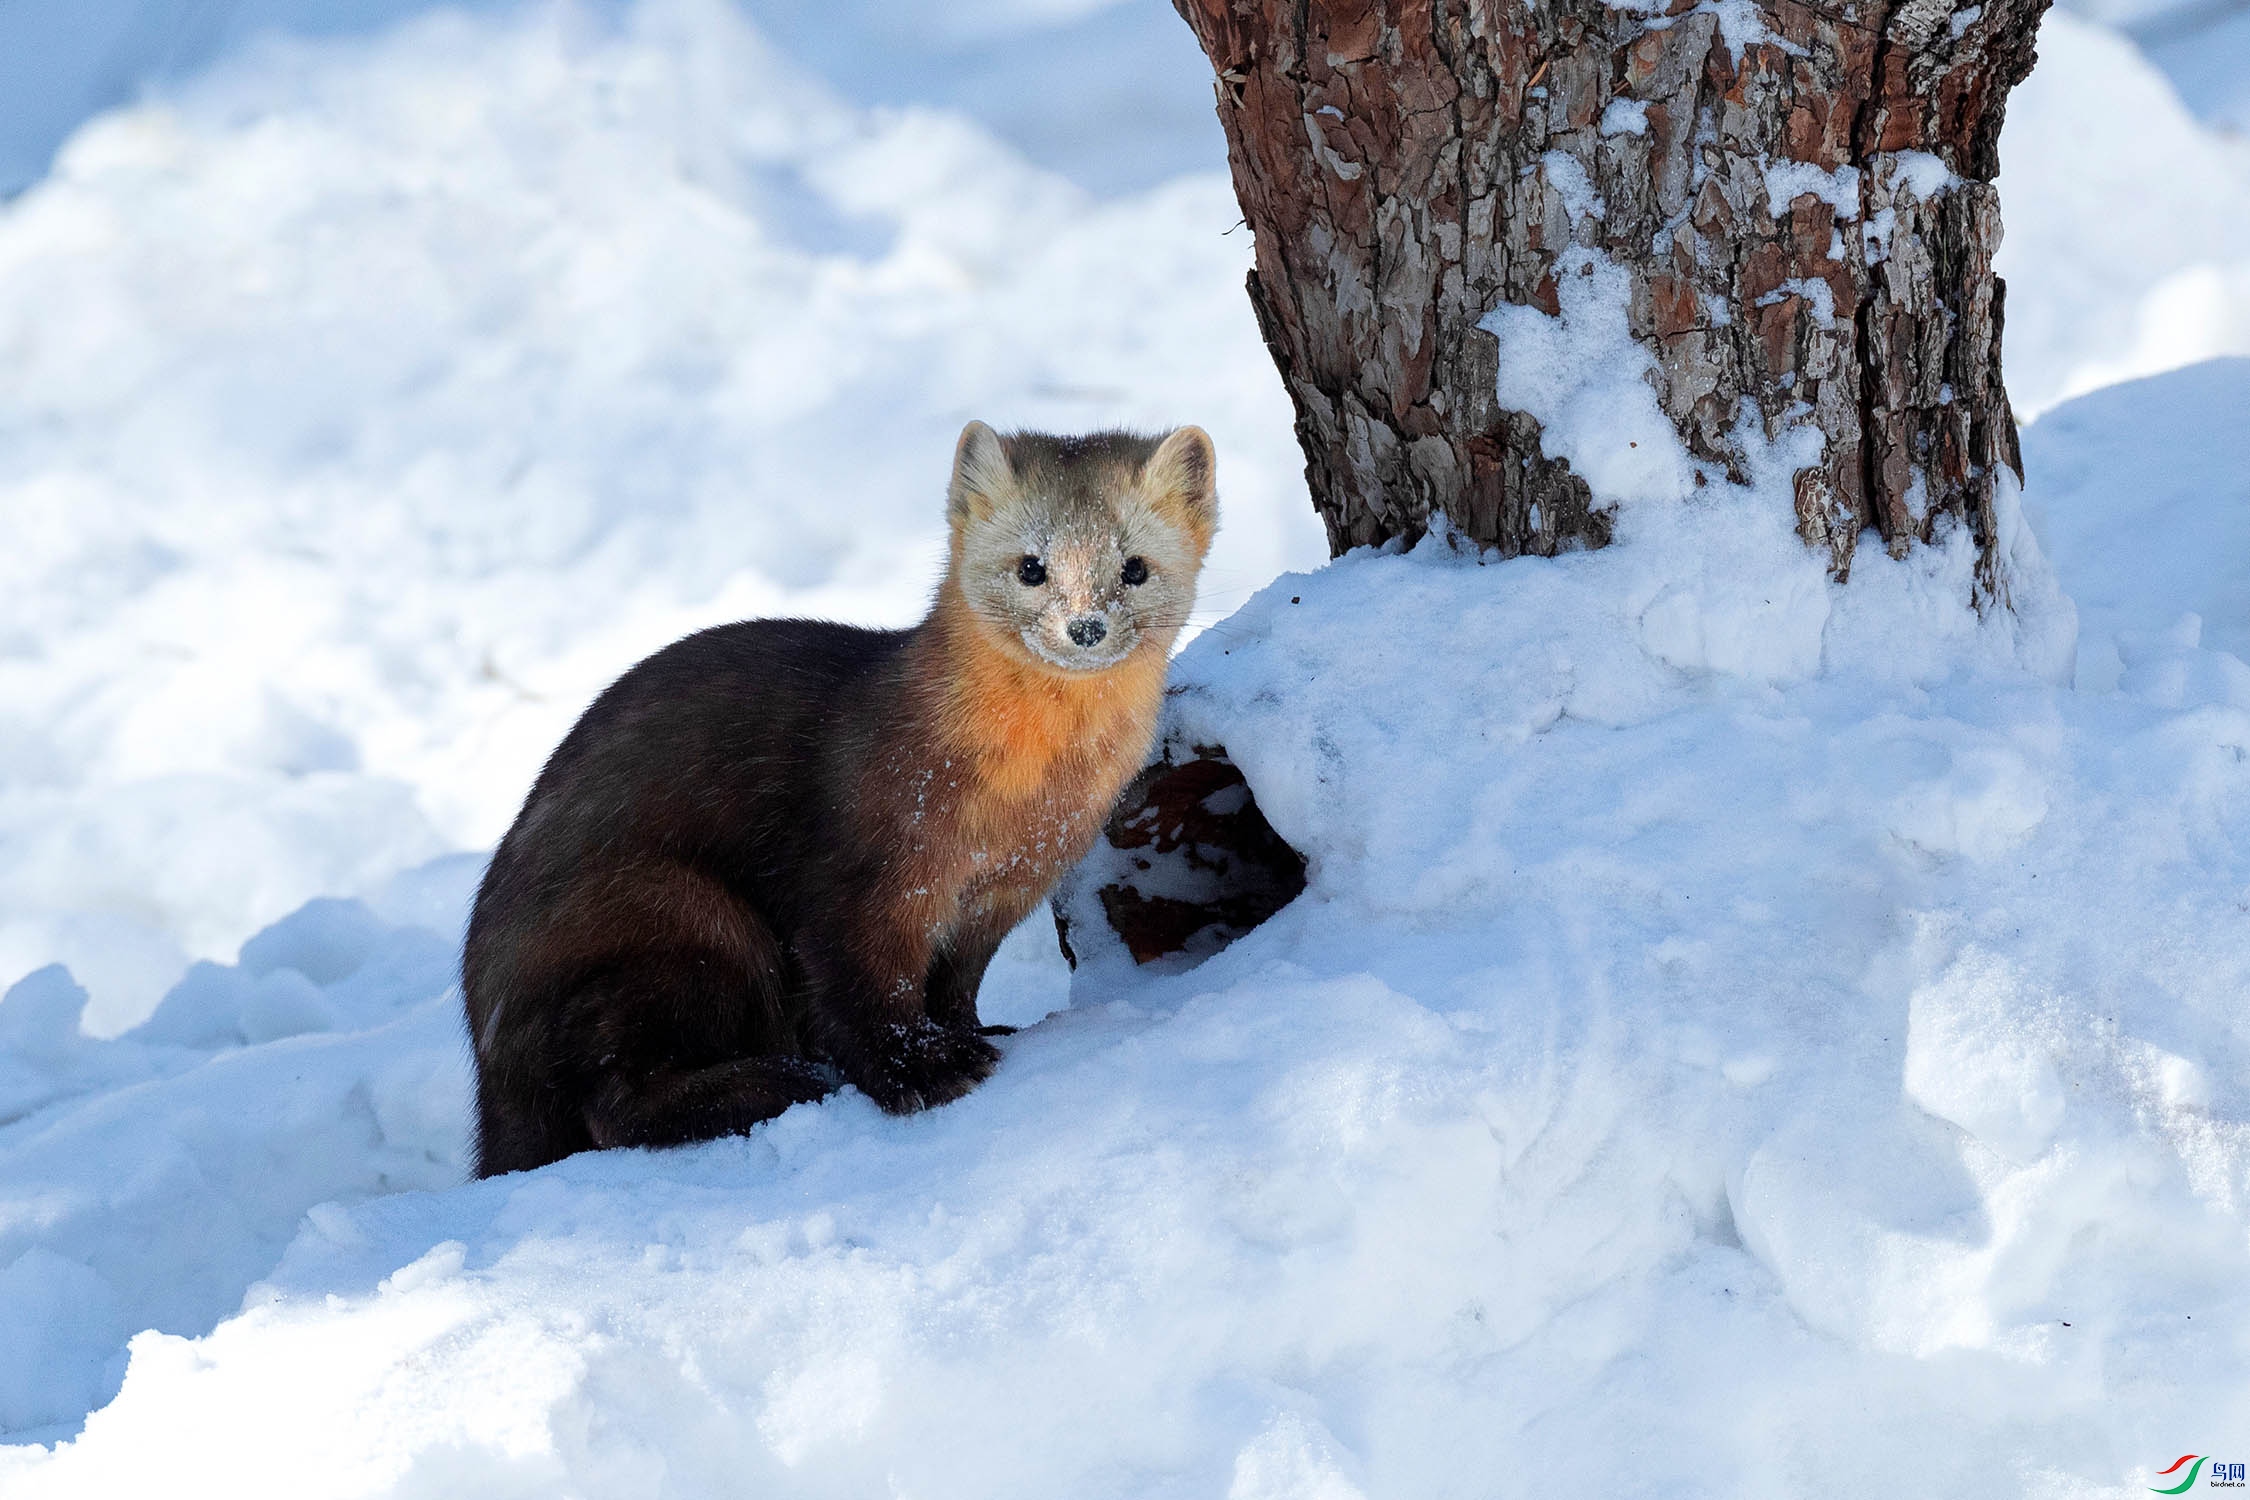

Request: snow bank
left=1996, top=12, right=2250, bottom=416
left=2056, top=0, right=2250, bottom=134
left=0, top=875, right=472, bottom=1439
left=0, top=844, right=1069, bottom=1448
left=0, top=0, right=1219, bottom=202
left=2141, top=12, right=2250, bottom=137
left=2021, top=358, right=2250, bottom=678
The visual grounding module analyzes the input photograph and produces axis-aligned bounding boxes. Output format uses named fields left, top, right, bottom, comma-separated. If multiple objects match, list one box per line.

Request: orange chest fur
left=941, top=643, right=1166, bottom=874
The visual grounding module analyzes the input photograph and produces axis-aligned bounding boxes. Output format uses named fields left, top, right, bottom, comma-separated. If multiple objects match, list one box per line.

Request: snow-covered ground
left=2, top=0, right=2248, bottom=1492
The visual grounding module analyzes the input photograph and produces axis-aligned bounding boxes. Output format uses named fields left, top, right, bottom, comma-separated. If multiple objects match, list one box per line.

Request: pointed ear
left=947, top=420, right=1013, bottom=529
left=1144, top=425, right=1217, bottom=550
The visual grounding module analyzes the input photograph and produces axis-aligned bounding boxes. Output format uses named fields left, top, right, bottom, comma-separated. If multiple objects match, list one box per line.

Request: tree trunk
left=1173, top=0, right=2049, bottom=589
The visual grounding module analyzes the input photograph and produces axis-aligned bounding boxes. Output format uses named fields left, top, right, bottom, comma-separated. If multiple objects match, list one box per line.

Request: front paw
left=855, top=1020, right=1000, bottom=1113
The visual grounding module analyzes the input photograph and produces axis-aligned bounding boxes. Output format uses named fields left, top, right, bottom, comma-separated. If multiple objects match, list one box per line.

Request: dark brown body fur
left=462, top=601, right=1168, bottom=1175
left=463, top=425, right=1212, bottom=1176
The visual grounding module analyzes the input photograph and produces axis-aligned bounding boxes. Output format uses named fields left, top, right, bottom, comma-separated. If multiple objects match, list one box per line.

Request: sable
left=462, top=423, right=1218, bottom=1176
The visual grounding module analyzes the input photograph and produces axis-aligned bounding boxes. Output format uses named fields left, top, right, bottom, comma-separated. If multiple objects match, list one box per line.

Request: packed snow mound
left=2021, top=357, right=2250, bottom=678
left=5, top=439, right=2248, bottom=1494
left=0, top=0, right=1322, bottom=1028
left=0, top=850, right=1070, bottom=1446
left=0, top=872, right=472, bottom=1439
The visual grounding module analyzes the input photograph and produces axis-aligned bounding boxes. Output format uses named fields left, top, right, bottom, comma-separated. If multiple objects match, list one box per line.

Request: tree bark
left=1173, top=0, right=2049, bottom=589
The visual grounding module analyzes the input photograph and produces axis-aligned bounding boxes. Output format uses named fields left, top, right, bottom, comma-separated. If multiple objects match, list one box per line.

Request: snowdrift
left=4, top=360, right=2248, bottom=1495
left=1996, top=15, right=2250, bottom=416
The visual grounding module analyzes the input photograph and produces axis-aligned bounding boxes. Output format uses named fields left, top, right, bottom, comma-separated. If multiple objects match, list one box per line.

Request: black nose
left=1067, top=616, right=1108, bottom=648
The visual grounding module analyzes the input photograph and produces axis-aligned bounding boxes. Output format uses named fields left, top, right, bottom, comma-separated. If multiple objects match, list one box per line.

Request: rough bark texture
left=1174, top=0, right=2048, bottom=587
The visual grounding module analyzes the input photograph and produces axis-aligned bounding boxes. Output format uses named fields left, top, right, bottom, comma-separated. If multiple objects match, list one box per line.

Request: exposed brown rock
left=1061, top=747, right=1307, bottom=968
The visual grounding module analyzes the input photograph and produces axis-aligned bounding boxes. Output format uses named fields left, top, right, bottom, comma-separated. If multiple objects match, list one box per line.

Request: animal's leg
left=582, top=1055, right=836, bottom=1151
left=924, top=933, right=1005, bottom=1033
left=797, top=916, right=998, bottom=1113
left=471, top=860, right=806, bottom=1175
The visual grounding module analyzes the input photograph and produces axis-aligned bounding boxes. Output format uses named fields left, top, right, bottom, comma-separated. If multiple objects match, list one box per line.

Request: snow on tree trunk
left=1173, top=0, right=2048, bottom=589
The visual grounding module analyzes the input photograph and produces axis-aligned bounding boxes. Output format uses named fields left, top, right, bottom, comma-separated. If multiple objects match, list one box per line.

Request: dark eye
left=1017, top=555, right=1047, bottom=586
left=1121, top=556, right=1149, bottom=586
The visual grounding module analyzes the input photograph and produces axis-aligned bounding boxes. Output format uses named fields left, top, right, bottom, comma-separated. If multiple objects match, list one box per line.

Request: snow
left=1538, top=151, right=1605, bottom=222
left=2019, top=358, right=2250, bottom=678
left=2055, top=0, right=2250, bottom=133
left=1, top=0, right=2249, bottom=1492
left=2141, top=11, right=2250, bottom=137
left=0, top=0, right=1221, bottom=202
left=1599, top=98, right=1650, bottom=137
left=1881, top=148, right=1958, bottom=201
left=1995, top=12, right=2250, bottom=416
left=1482, top=249, right=1697, bottom=511
left=1762, top=159, right=1860, bottom=220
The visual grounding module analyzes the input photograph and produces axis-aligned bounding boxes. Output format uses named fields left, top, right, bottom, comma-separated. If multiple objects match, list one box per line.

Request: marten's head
left=945, top=422, right=1217, bottom=675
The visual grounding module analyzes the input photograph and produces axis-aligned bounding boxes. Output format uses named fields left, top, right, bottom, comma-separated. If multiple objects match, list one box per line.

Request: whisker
left=1136, top=614, right=1258, bottom=641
